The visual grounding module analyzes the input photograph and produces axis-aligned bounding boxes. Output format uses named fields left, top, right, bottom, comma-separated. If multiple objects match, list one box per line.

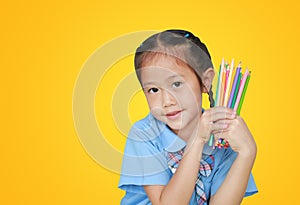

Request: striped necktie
left=167, top=149, right=214, bottom=205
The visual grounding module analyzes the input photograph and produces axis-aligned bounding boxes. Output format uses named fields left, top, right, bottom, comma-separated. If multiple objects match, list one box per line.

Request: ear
left=201, top=68, right=215, bottom=93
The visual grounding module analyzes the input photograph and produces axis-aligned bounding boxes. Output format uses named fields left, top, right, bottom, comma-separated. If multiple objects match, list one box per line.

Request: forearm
left=147, top=138, right=204, bottom=205
left=210, top=152, right=256, bottom=205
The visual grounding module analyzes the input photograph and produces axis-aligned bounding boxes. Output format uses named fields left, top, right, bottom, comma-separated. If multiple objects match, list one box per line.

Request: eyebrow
left=142, top=74, right=184, bottom=87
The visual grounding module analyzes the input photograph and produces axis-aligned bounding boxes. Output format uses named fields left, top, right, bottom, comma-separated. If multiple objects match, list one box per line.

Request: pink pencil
left=223, top=59, right=234, bottom=107
left=233, top=68, right=249, bottom=111
left=223, top=66, right=229, bottom=106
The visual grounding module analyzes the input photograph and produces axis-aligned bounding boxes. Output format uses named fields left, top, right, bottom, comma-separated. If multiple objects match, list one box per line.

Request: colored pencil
left=237, top=72, right=251, bottom=115
left=215, top=58, right=224, bottom=106
left=208, top=134, right=214, bottom=146
left=223, top=65, right=229, bottom=106
left=231, top=72, right=242, bottom=109
left=210, top=58, right=252, bottom=148
left=227, top=63, right=241, bottom=108
left=234, top=69, right=249, bottom=111
left=220, top=64, right=226, bottom=106
left=215, top=63, right=222, bottom=106
left=224, top=59, right=234, bottom=107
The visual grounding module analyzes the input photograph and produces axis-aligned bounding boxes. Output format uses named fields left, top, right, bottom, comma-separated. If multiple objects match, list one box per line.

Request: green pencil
left=230, top=72, right=242, bottom=109
left=215, top=64, right=222, bottom=106
left=237, top=72, right=251, bottom=115
left=208, top=134, right=214, bottom=146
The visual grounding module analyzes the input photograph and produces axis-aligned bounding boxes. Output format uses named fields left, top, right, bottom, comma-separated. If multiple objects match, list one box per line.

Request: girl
left=119, top=29, right=257, bottom=205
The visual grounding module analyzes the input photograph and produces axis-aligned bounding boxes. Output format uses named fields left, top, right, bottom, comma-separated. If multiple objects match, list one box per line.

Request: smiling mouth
left=165, top=110, right=182, bottom=120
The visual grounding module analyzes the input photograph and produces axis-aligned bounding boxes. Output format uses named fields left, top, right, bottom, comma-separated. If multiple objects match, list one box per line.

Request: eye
left=148, top=87, right=159, bottom=93
left=172, top=81, right=182, bottom=88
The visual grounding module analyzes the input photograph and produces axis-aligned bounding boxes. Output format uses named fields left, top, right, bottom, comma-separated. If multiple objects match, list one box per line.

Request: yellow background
left=1, top=0, right=300, bottom=204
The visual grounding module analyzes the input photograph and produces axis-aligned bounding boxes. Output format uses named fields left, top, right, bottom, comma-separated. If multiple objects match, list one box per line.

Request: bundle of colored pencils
left=208, top=58, right=251, bottom=148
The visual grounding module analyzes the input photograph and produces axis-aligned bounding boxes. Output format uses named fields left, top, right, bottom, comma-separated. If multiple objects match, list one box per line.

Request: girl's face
left=140, top=56, right=205, bottom=135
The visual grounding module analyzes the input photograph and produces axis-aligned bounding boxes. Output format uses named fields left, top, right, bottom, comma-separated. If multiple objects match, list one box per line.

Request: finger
left=210, top=106, right=236, bottom=114
left=210, top=122, right=228, bottom=132
left=209, top=120, right=230, bottom=138
left=213, top=119, right=235, bottom=125
left=206, top=107, right=236, bottom=120
left=213, top=132, right=225, bottom=141
left=203, top=106, right=234, bottom=116
left=210, top=111, right=236, bottom=122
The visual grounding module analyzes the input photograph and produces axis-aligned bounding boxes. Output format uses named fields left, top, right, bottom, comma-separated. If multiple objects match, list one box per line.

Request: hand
left=212, top=115, right=257, bottom=157
left=192, top=107, right=237, bottom=144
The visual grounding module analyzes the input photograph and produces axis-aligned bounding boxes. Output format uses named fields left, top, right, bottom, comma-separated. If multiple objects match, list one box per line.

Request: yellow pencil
left=220, top=63, right=226, bottom=106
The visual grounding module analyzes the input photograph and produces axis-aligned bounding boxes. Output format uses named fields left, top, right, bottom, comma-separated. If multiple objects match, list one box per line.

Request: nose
left=162, top=89, right=176, bottom=107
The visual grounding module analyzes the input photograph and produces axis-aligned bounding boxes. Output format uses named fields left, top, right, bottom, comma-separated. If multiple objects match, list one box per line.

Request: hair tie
left=184, top=33, right=190, bottom=38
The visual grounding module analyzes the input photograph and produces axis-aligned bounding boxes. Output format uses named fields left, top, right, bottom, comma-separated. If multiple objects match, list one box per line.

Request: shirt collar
left=161, top=125, right=186, bottom=152
left=148, top=112, right=216, bottom=155
left=146, top=113, right=186, bottom=152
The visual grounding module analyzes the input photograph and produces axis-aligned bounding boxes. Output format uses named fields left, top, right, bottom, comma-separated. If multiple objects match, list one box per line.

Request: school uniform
left=119, top=113, right=258, bottom=205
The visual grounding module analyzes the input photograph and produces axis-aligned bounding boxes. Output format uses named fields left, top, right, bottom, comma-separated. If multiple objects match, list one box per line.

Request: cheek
left=147, top=101, right=165, bottom=120
left=145, top=95, right=163, bottom=113
left=145, top=94, right=157, bottom=107
left=178, top=87, right=202, bottom=108
left=150, top=107, right=163, bottom=118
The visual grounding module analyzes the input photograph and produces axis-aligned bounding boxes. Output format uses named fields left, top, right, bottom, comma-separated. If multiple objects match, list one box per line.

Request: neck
left=172, top=114, right=199, bottom=142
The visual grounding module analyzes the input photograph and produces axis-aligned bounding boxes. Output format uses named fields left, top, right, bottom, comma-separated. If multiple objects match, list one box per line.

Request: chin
left=153, top=114, right=185, bottom=130
left=166, top=121, right=184, bottom=132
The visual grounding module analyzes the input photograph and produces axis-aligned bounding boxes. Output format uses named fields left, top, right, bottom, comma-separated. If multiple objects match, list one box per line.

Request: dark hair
left=134, top=29, right=215, bottom=107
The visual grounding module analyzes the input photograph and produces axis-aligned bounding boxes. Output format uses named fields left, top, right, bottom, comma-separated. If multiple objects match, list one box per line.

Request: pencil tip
left=237, top=61, right=242, bottom=67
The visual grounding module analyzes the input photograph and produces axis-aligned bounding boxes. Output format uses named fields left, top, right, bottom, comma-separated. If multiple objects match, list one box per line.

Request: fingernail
left=222, top=124, right=228, bottom=128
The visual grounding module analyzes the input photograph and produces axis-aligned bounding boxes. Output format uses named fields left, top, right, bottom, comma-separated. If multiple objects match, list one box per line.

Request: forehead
left=139, top=54, right=197, bottom=80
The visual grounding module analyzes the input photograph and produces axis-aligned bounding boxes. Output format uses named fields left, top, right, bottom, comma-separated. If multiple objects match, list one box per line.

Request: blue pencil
left=227, top=63, right=241, bottom=108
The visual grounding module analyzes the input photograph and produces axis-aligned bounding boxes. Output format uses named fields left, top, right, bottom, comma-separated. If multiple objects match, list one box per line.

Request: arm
left=210, top=151, right=256, bottom=205
left=144, top=137, right=205, bottom=205
left=210, top=116, right=257, bottom=205
left=144, top=107, right=237, bottom=205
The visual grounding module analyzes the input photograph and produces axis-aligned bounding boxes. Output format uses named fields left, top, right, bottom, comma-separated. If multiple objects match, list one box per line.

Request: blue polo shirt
left=118, top=113, right=258, bottom=205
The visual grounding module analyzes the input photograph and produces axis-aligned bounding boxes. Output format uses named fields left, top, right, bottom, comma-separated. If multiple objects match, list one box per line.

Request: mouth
left=165, top=110, right=182, bottom=120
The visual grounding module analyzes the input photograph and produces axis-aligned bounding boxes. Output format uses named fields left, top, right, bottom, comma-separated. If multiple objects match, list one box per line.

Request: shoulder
left=120, top=113, right=171, bottom=177
left=123, top=113, right=169, bottom=157
left=128, top=113, right=166, bottom=143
